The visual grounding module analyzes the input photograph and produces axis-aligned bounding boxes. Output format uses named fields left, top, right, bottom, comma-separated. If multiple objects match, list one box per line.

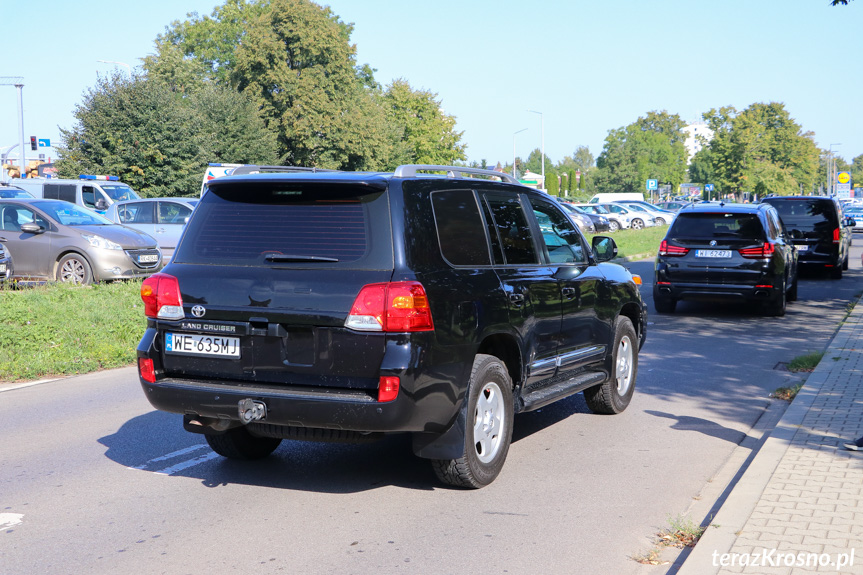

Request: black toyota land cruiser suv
left=137, top=165, right=647, bottom=488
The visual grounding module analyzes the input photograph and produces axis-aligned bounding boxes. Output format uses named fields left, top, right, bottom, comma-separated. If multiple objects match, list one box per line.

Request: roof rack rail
left=230, top=165, right=339, bottom=176
left=393, top=164, right=520, bottom=185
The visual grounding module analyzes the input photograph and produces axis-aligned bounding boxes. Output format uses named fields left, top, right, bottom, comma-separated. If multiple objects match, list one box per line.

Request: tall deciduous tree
left=55, top=73, right=278, bottom=197
left=594, top=111, right=688, bottom=194
left=383, top=79, right=466, bottom=166
left=703, top=102, right=819, bottom=196
left=230, top=0, right=394, bottom=169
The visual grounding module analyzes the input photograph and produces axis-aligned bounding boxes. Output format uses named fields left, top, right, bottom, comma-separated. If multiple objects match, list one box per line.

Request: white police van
left=10, top=175, right=141, bottom=213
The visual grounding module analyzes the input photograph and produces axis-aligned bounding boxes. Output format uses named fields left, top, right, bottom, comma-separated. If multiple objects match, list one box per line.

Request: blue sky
left=2, top=0, right=860, bottom=173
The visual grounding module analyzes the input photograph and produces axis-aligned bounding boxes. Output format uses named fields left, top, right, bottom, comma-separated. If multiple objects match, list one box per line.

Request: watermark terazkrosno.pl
left=713, top=548, right=855, bottom=569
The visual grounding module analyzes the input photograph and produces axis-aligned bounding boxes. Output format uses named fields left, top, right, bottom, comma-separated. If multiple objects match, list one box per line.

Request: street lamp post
left=513, top=128, right=527, bottom=179
left=528, top=110, right=544, bottom=192
left=829, top=143, right=841, bottom=196
left=97, top=60, right=132, bottom=76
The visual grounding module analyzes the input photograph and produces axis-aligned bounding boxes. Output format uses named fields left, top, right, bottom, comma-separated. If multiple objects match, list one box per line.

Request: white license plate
left=165, top=333, right=240, bottom=358
left=795, top=245, right=809, bottom=252
left=138, top=254, right=160, bottom=263
left=695, top=249, right=732, bottom=258
left=0, top=263, right=5, bottom=273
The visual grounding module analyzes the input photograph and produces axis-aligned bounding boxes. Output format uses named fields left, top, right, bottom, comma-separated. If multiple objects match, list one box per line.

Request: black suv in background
left=136, top=165, right=647, bottom=488
left=654, top=202, right=798, bottom=316
left=760, top=196, right=852, bottom=279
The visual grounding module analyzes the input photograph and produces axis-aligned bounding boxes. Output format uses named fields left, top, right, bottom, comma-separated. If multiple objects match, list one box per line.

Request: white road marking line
left=153, top=451, right=222, bottom=475
left=131, top=444, right=209, bottom=469
left=0, top=513, right=24, bottom=529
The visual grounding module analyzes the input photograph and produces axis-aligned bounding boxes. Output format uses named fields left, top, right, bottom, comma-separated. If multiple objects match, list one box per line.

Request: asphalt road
left=2, top=239, right=862, bottom=575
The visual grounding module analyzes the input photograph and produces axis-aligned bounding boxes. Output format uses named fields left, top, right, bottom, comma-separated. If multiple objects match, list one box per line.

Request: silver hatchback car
left=104, top=197, right=198, bottom=265
left=0, top=199, right=162, bottom=284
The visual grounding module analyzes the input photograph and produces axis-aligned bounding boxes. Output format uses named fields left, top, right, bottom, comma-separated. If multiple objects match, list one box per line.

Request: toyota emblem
left=191, top=305, right=206, bottom=318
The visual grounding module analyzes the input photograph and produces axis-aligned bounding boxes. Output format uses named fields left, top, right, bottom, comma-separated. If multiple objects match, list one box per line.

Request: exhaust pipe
left=238, top=398, right=267, bottom=424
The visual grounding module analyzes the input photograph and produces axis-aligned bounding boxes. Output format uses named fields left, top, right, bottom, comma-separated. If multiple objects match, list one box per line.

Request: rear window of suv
left=670, top=212, right=765, bottom=240
left=174, top=182, right=393, bottom=269
left=762, top=198, right=838, bottom=232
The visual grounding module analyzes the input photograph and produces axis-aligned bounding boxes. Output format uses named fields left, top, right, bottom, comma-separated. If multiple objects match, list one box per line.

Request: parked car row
left=0, top=193, right=198, bottom=285
left=653, top=195, right=853, bottom=317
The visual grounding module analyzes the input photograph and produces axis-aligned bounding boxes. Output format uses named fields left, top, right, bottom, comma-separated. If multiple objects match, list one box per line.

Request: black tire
left=831, top=265, right=843, bottom=280
left=787, top=274, right=798, bottom=302
left=765, top=280, right=786, bottom=317
left=205, top=427, right=282, bottom=460
left=608, top=219, right=620, bottom=232
left=655, top=217, right=667, bottom=226
left=630, top=218, right=644, bottom=230
left=584, top=317, right=637, bottom=414
left=654, top=296, right=677, bottom=314
left=56, top=253, right=93, bottom=284
left=431, top=354, right=514, bottom=489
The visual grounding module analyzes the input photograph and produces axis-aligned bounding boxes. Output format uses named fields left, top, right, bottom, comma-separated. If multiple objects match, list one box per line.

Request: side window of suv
left=765, top=210, right=781, bottom=240
left=431, top=190, right=491, bottom=266
left=483, top=193, right=538, bottom=265
left=528, top=197, right=586, bottom=264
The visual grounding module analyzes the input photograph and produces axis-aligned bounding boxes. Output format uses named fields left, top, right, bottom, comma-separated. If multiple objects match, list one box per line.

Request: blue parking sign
left=646, top=179, right=658, bottom=191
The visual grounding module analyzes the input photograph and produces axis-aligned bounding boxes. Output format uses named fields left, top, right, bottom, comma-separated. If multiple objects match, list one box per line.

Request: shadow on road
left=644, top=409, right=748, bottom=444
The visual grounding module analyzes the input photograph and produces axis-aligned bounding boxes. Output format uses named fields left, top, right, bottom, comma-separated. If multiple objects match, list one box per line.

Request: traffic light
left=30, top=136, right=37, bottom=151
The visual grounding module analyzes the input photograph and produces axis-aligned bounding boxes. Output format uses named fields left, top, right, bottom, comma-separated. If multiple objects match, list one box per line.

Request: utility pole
left=1, top=77, right=26, bottom=178
left=828, top=143, right=841, bottom=196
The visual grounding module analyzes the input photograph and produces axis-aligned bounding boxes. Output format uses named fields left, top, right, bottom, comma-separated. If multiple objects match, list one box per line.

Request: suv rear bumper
left=655, top=282, right=779, bottom=302
left=136, top=328, right=467, bottom=435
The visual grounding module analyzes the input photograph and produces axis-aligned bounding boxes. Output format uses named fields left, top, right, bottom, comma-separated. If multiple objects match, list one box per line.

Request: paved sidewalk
left=678, top=298, right=863, bottom=575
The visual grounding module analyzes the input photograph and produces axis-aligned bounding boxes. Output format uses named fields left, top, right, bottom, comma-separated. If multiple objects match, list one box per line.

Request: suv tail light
left=739, top=242, right=775, bottom=259
left=346, top=281, right=434, bottom=332
left=140, top=273, right=184, bottom=320
left=833, top=227, right=841, bottom=243
left=659, top=240, right=689, bottom=257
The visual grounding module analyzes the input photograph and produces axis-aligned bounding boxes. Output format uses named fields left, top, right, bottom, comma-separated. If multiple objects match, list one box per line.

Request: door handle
left=509, top=293, right=525, bottom=305
left=561, top=287, right=576, bottom=299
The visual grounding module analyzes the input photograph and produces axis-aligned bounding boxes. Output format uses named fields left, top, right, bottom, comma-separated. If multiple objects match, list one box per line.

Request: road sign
left=705, top=184, right=714, bottom=192
left=37, top=138, right=50, bottom=148
left=646, top=179, right=658, bottom=191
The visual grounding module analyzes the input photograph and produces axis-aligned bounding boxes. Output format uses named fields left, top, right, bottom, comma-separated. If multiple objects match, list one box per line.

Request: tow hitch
left=238, top=398, right=267, bottom=424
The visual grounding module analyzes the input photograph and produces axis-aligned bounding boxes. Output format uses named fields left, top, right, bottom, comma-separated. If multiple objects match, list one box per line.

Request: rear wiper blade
left=264, top=254, right=339, bottom=263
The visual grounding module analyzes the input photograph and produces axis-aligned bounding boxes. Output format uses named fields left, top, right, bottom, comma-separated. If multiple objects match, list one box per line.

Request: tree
left=55, top=72, right=278, bottom=197
left=524, top=148, right=554, bottom=175
left=851, top=154, right=863, bottom=189
left=229, top=0, right=387, bottom=169
left=703, top=102, right=819, bottom=196
left=382, top=79, right=466, bottom=166
left=594, top=111, right=688, bottom=194
left=573, top=145, right=595, bottom=174
left=688, top=147, right=715, bottom=186
left=546, top=169, right=560, bottom=196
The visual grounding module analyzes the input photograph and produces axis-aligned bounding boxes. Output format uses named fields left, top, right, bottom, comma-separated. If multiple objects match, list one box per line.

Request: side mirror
left=845, top=216, right=856, bottom=227
left=592, top=236, right=618, bottom=262
left=20, top=223, right=45, bottom=234
left=95, top=199, right=109, bottom=211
